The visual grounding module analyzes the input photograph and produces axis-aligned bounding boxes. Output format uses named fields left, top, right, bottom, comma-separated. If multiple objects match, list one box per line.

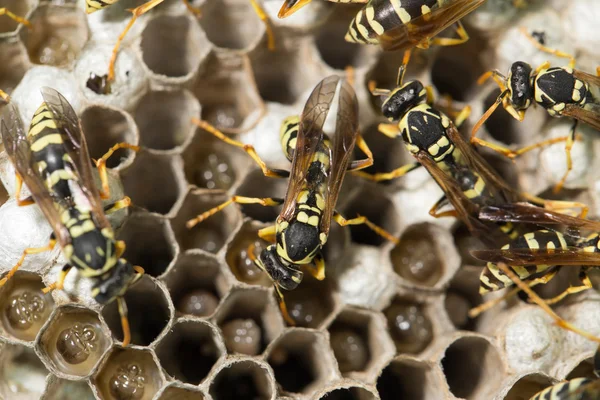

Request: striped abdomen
left=28, top=103, right=78, bottom=202
left=85, top=0, right=120, bottom=14
left=345, top=0, right=439, bottom=44
left=479, top=230, right=567, bottom=294
left=530, top=377, right=597, bottom=400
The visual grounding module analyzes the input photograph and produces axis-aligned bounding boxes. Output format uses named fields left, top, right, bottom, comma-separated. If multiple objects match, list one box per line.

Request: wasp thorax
left=109, top=363, right=146, bottom=400
left=382, top=81, right=426, bottom=121
left=5, top=292, right=46, bottom=331
left=508, top=61, right=533, bottom=110
left=282, top=221, right=320, bottom=263
left=258, top=246, right=303, bottom=291
left=56, top=323, right=98, bottom=364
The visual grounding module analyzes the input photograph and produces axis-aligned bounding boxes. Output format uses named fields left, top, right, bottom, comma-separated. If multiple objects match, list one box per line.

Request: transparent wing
left=562, top=103, right=600, bottom=131
left=0, top=104, right=71, bottom=246
left=472, top=247, right=600, bottom=267
left=40, top=87, right=110, bottom=230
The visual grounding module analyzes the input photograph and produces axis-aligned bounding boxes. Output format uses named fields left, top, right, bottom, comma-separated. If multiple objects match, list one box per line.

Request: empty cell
left=225, top=221, right=272, bottom=287
left=384, top=299, right=433, bottom=355
left=209, top=359, right=274, bottom=400
left=155, top=320, right=224, bottom=385
left=43, top=377, right=95, bottom=400
left=134, top=90, right=199, bottom=152
left=20, top=5, right=89, bottom=68
left=0, top=37, right=29, bottom=94
left=102, top=276, right=171, bottom=346
left=445, top=266, right=485, bottom=331
left=377, top=359, right=445, bottom=400
left=0, top=343, right=48, bottom=398
left=94, top=347, right=164, bottom=400
left=0, top=0, right=34, bottom=33
left=319, top=387, right=377, bottom=400
left=199, top=0, right=264, bottom=50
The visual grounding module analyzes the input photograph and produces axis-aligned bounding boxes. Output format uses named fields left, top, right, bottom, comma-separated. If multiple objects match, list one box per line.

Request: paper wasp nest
left=0, top=0, right=599, bottom=399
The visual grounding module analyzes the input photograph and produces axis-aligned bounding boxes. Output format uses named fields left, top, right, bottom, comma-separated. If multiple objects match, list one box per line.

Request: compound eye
left=280, top=268, right=303, bottom=291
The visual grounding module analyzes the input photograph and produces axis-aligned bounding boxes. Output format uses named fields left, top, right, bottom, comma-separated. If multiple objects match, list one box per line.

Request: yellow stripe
left=29, top=119, right=60, bottom=138
left=390, top=0, right=411, bottom=23
left=365, top=7, right=385, bottom=35
left=31, top=133, right=63, bottom=152
left=69, top=220, right=96, bottom=238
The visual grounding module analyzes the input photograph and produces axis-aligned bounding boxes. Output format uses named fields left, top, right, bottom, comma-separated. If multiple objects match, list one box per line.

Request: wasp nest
left=0, top=0, right=599, bottom=399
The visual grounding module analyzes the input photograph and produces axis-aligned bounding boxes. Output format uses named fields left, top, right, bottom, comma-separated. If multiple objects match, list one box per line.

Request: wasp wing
left=39, top=87, right=111, bottom=230
left=320, top=77, right=359, bottom=235
left=562, top=103, right=600, bottom=131
left=1, top=104, right=71, bottom=246
left=378, top=0, right=486, bottom=52
left=280, top=76, right=338, bottom=222
left=472, top=247, right=600, bottom=266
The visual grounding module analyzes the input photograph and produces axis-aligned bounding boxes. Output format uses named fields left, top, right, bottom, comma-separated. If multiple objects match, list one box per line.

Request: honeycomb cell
left=384, top=298, right=433, bottom=355
left=134, top=89, right=199, bottom=152
left=0, top=342, right=48, bottom=399
left=224, top=221, right=272, bottom=287
left=80, top=105, right=138, bottom=169
left=199, top=0, right=264, bottom=51
left=0, top=272, right=53, bottom=342
left=234, top=169, right=287, bottom=222
left=102, top=276, right=171, bottom=346
left=37, top=306, right=110, bottom=378
left=193, top=55, right=264, bottom=132
left=267, top=330, right=338, bottom=395
left=116, top=212, right=176, bottom=278
left=209, top=359, right=275, bottom=400
left=453, top=224, right=487, bottom=266
left=215, top=287, right=283, bottom=355
left=155, top=319, right=225, bottom=385
left=121, top=152, right=187, bottom=216
left=163, top=252, right=227, bottom=318
left=445, top=266, right=486, bottom=331
left=0, top=0, right=35, bottom=34
left=94, top=347, right=164, bottom=400
left=20, top=4, right=89, bottom=68
left=154, top=383, right=206, bottom=400
left=171, top=190, right=241, bottom=254
left=284, top=275, right=336, bottom=328
left=318, top=387, right=377, bottom=400
left=441, top=335, right=505, bottom=399
left=377, top=358, right=446, bottom=400
left=502, top=372, right=558, bottom=400
left=0, top=37, right=29, bottom=95
left=43, top=376, right=95, bottom=400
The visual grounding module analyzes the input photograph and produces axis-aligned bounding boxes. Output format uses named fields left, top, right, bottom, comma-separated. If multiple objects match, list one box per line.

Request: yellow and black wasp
left=187, top=75, right=398, bottom=324
left=471, top=29, right=600, bottom=193
left=0, top=87, right=143, bottom=346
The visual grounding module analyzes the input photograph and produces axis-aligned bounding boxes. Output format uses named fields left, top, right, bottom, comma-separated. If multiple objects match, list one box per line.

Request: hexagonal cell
left=0, top=342, right=48, bottom=399
left=155, top=319, right=224, bottom=385
left=102, top=276, right=171, bottom=346
left=267, top=330, right=337, bottom=396
left=453, top=224, right=487, bottom=267
left=215, top=287, right=283, bottom=355
left=171, top=190, right=241, bottom=254
left=0, top=37, right=29, bottom=94
left=140, top=14, right=209, bottom=84
left=314, top=5, right=379, bottom=72
left=383, top=298, right=434, bottom=355
left=121, top=152, right=186, bottom=216
left=339, top=182, right=399, bottom=246
left=377, top=358, right=446, bottom=400
left=80, top=105, right=138, bottom=169
left=234, top=169, right=287, bottom=222
left=445, top=266, right=485, bottom=331
left=43, top=376, right=95, bottom=400
left=441, top=335, right=505, bottom=399
left=117, top=212, right=176, bottom=278
left=328, top=307, right=393, bottom=380
left=390, top=223, right=460, bottom=289
left=224, top=220, right=272, bottom=287
left=163, top=252, right=228, bottom=318
left=94, top=347, right=164, bottom=400
left=154, top=383, right=206, bottom=400
left=284, top=274, right=336, bottom=329
left=134, top=89, right=199, bottom=152
left=199, top=0, right=264, bottom=51
left=250, top=39, right=325, bottom=105
left=20, top=4, right=89, bottom=68
left=209, top=359, right=275, bottom=400
left=37, top=305, right=111, bottom=378
left=318, top=386, right=377, bottom=400
left=193, top=55, right=264, bottom=132
left=0, top=271, right=54, bottom=342
left=502, top=372, right=557, bottom=400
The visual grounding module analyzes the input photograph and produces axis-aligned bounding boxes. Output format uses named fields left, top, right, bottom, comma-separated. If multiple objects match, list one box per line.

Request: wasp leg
left=249, top=0, right=275, bottom=51
left=453, top=105, right=471, bottom=128
left=96, top=143, right=141, bottom=200
left=367, top=80, right=391, bottom=97
left=0, top=238, right=57, bottom=287
left=274, top=285, right=295, bottom=325
left=553, top=120, right=579, bottom=194
left=429, top=196, right=459, bottom=219
left=353, top=161, right=421, bottom=182
left=347, top=134, right=374, bottom=171
left=258, top=225, right=277, bottom=243
left=42, top=265, right=73, bottom=294
left=14, top=173, right=35, bottom=206
left=520, top=28, right=576, bottom=68
left=104, top=196, right=132, bottom=214
left=192, top=118, right=290, bottom=179
left=543, top=269, right=593, bottom=305
left=115, top=240, right=126, bottom=259
left=468, top=270, right=558, bottom=318
left=186, top=196, right=284, bottom=228
left=377, top=123, right=400, bottom=139
left=0, top=8, right=31, bottom=28
left=107, top=0, right=165, bottom=84
left=182, top=0, right=201, bottom=16
left=428, top=21, right=469, bottom=47
left=116, top=297, right=132, bottom=346
left=495, top=262, right=600, bottom=343
left=304, top=253, right=325, bottom=281
left=0, top=89, right=9, bottom=102
left=520, top=192, right=589, bottom=219
left=333, top=212, right=399, bottom=244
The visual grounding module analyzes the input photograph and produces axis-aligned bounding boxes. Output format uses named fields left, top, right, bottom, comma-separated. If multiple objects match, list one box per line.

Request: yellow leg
left=186, top=196, right=283, bottom=228
left=192, top=118, right=289, bottom=178
left=429, top=21, right=469, bottom=47
left=258, top=225, right=277, bottom=243
left=553, top=121, right=578, bottom=194
left=115, top=240, right=126, bottom=259
left=345, top=65, right=355, bottom=88
left=14, top=174, right=35, bottom=206
left=353, top=161, right=421, bottom=182
left=347, top=134, right=374, bottom=171
left=333, top=213, right=399, bottom=245
left=104, top=196, right=132, bottom=214
left=249, top=0, right=275, bottom=51
left=107, top=0, right=165, bottom=84
left=368, top=80, right=391, bottom=97
left=378, top=123, right=400, bottom=138
left=0, top=8, right=31, bottom=28
left=0, top=89, right=9, bottom=102
left=520, top=192, right=589, bottom=219
left=453, top=105, right=471, bottom=128
left=182, top=0, right=201, bottom=16
left=42, top=265, right=72, bottom=294
left=520, top=28, right=575, bottom=68
left=495, top=262, right=600, bottom=343
left=117, top=297, right=132, bottom=346
left=96, top=143, right=140, bottom=199
left=468, top=270, right=557, bottom=318
left=0, top=238, right=57, bottom=287
left=274, top=284, right=295, bottom=325
left=305, top=253, right=325, bottom=281
left=544, top=272, right=593, bottom=305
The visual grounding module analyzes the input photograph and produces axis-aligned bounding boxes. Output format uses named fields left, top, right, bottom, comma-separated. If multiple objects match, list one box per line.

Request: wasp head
left=91, top=259, right=142, bottom=305
left=381, top=81, right=427, bottom=121
left=256, top=245, right=303, bottom=291
left=507, top=62, right=533, bottom=110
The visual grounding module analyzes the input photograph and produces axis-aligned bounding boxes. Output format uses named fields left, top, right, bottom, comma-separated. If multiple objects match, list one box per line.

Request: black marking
left=258, top=245, right=303, bottom=291
left=283, top=221, right=320, bottom=262
left=537, top=68, right=583, bottom=107
left=382, top=81, right=427, bottom=120
left=509, top=61, right=533, bottom=110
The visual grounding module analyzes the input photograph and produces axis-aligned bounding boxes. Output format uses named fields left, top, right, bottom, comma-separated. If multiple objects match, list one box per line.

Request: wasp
left=0, top=87, right=143, bottom=346
left=471, top=28, right=600, bottom=193
left=187, top=76, right=398, bottom=324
